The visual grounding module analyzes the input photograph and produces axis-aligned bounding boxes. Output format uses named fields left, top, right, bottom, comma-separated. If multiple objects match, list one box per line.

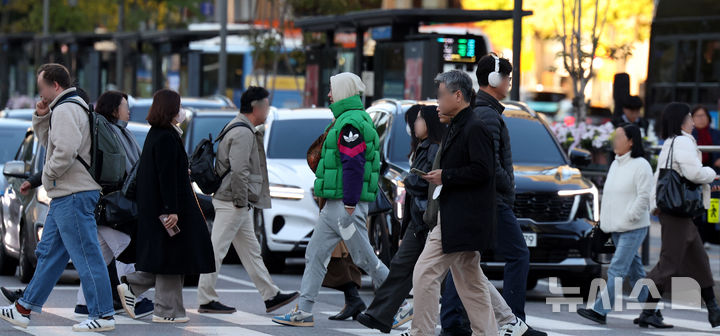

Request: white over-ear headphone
left=488, top=54, right=502, bottom=88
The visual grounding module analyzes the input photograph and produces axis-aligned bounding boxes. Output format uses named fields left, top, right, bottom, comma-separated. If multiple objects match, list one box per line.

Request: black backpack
left=189, top=121, right=253, bottom=194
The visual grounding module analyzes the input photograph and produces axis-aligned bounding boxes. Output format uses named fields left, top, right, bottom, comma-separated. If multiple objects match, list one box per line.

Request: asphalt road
left=0, top=254, right=718, bottom=336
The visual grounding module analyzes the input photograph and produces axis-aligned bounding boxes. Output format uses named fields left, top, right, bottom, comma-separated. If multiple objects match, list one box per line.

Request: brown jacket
left=213, top=113, right=271, bottom=209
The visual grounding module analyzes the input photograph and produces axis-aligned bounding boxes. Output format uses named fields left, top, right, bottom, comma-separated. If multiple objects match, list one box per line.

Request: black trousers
left=364, top=222, right=428, bottom=327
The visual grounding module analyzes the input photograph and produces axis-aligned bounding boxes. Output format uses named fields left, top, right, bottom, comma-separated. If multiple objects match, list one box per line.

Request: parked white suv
left=256, top=108, right=333, bottom=272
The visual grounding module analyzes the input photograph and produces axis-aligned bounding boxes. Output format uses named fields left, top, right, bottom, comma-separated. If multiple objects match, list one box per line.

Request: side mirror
left=569, top=148, right=592, bottom=167
left=3, top=161, right=29, bottom=179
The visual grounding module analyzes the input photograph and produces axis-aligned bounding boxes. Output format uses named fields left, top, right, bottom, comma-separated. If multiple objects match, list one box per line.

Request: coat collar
left=329, top=95, right=364, bottom=119
left=235, top=113, right=258, bottom=134
left=475, top=90, right=504, bottom=114
left=49, top=87, right=79, bottom=109
left=614, top=151, right=632, bottom=165
left=442, top=105, right=473, bottom=151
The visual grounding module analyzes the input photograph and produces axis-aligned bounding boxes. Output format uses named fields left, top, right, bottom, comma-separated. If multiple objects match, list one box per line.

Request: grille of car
left=513, top=193, right=575, bottom=222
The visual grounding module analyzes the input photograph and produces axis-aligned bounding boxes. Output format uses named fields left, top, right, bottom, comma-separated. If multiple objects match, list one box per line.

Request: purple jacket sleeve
left=338, top=125, right=366, bottom=206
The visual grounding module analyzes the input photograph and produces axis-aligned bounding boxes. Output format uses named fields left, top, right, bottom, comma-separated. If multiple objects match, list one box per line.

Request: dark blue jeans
left=441, top=201, right=530, bottom=331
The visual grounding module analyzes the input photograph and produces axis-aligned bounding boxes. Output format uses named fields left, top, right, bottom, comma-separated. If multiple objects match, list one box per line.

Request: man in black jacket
left=405, top=70, right=503, bottom=336
left=440, top=55, right=546, bottom=336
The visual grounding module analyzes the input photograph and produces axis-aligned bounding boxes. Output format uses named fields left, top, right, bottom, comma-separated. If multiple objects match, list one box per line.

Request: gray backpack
left=53, top=95, right=127, bottom=188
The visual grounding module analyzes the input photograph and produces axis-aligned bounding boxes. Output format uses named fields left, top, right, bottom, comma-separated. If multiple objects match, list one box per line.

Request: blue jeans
left=19, top=190, right=114, bottom=319
left=592, top=226, right=649, bottom=315
left=441, top=201, right=530, bottom=331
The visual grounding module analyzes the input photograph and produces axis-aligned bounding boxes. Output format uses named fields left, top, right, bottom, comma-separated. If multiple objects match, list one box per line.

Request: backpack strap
left=214, top=121, right=254, bottom=180
left=51, top=96, right=93, bottom=171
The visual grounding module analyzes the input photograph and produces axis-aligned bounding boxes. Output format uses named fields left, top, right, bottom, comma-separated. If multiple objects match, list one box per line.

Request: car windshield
left=504, top=112, right=566, bottom=165
left=130, top=101, right=228, bottom=123
left=267, top=119, right=332, bottom=159
left=388, top=113, right=412, bottom=168
left=189, top=116, right=235, bottom=152
left=0, top=128, right=29, bottom=163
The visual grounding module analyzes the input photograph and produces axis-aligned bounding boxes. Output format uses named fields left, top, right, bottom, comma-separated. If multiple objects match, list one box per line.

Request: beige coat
left=213, top=113, right=271, bottom=209
left=32, top=87, right=100, bottom=198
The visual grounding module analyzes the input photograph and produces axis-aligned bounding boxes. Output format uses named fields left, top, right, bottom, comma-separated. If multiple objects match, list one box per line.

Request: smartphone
left=410, top=168, right=427, bottom=176
left=159, top=215, right=181, bottom=237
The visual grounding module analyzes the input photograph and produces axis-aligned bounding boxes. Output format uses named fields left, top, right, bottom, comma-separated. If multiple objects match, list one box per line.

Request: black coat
left=438, top=107, right=496, bottom=253
left=474, top=90, right=515, bottom=206
left=134, top=126, right=215, bottom=275
left=402, top=140, right=439, bottom=234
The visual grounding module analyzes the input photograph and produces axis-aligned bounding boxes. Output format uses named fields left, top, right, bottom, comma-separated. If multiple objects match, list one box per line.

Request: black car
left=0, top=122, right=150, bottom=282
left=368, top=99, right=602, bottom=298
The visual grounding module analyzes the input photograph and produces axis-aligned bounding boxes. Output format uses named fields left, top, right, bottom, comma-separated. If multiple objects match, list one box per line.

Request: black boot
left=329, top=283, right=366, bottom=321
left=707, top=301, right=720, bottom=328
left=637, top=309, right=673, bottom=329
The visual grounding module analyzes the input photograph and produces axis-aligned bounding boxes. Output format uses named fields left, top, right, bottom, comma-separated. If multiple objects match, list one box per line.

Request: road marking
left=612, top=314, right=717, bottom=332
left=183, top=326, right=274, bottom=336
left=41, top=308, right=147, bottom=325
left=334, top=328, right=415, bottom=335
left=187, top=309, right=275, bottom=325
left=13, top=326, right=104, bottom=336
left=642, top=332, right=720, bottom=336
left=525, top=315, right=609, bottom=330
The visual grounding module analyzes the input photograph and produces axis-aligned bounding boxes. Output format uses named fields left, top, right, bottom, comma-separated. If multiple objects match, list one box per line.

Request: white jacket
left=652, top=132, right=716, bottom=210
left=600, top=152, right=654, bottom=233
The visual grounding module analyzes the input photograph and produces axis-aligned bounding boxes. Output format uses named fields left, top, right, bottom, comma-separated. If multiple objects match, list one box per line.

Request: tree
left=557, top=0, right=607, bottom=124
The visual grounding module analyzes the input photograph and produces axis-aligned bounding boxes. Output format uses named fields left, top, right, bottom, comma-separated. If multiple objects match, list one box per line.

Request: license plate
left=523, top=233, right=537, bottom=247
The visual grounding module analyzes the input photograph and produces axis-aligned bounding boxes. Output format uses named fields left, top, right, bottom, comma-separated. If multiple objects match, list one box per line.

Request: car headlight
left=269, top=184, right=304, bottom=200
left=37, top=186, right=51, bottom=205
left=558, top=185, right=599, bottom=222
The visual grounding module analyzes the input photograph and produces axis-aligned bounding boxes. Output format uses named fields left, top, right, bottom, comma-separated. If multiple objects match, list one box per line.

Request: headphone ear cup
left=488, top=72, right=501, bottom=88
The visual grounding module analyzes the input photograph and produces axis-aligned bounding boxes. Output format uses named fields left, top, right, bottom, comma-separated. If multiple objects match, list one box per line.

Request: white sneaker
left=393, top=300, right=414, bottom=329
left=498, top=317, right=529, bottom=336
left=152, top=315, right=189, bottom=323
left=0, top=304, right=29, bottom=328
left=72, top=318, right=115, bottom=332
left=117, top=283, right=137, bottom=319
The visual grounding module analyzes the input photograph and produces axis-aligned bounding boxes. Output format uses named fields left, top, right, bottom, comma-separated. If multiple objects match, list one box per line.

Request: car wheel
left=369, top=213, right=392, bottom=267
left=560, top=274, right=597, bottom=300
left=526, top=276, right=539, bottom=291
left=253, top=209, right=285, bottom=274
left=0, top=239, right=18, bottom=276
left=18, top=223, right=35, bottom=284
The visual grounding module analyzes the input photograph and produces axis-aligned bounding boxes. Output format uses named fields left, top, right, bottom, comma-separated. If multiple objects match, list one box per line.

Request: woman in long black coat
left=116, top=89, right=215, bottom=322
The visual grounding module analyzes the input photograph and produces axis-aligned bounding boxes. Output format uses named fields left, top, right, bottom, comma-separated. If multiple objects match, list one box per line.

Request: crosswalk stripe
left=183, top=326, right=274, bottom=336
left=525, top=315, right=609, bottom=330
left=186, top=309, right=275, bottom=325
left=641, top=332, right=720, bottom=336
left=41, top=308, right=146, bottom=325
left=334, top=328, right=412, bottom=335
left=14, top=326, right=104, bottom=336
left=611, top=314, right=717, bottom=332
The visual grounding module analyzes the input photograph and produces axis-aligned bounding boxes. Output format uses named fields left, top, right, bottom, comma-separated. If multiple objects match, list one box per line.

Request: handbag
left=589, top=224, right=615, bottom=264
left=368, top=185, right=393, bottom=216
left=95, top=190, right=138, bottom=235
left=656, top=137, right=705, bottom=218
left=307, top=120, right=336, bottom=173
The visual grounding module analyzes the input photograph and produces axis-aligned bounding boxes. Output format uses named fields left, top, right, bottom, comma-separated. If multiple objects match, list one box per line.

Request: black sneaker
left=0, top=287, right=23, bottom=304
left=198, top=301, right=236, bottom=314
left=523, top=326, right=548, bottom=336
left=265, top=291, right=299, bottom=313
left=577, top=308, right=606, bottom=324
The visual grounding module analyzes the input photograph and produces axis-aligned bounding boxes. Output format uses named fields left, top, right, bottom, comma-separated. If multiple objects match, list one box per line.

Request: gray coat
left=213, top=113, right=271, bottom=209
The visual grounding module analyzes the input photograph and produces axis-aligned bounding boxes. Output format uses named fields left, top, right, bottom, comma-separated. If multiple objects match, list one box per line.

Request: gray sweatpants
left=298, top=200, right=389, bottom=312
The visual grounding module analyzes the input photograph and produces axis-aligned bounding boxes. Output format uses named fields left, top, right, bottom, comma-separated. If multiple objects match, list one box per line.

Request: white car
left=257, top=107, right=333, bottom=272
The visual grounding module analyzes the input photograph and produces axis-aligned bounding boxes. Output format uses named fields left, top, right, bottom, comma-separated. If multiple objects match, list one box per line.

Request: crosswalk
left=3, top=303, right=718, bottom=336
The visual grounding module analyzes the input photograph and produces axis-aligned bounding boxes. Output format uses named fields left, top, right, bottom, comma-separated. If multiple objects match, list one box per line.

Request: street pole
left=218, top=0, right=228, bottom=96
left=116, top=0, right=125, bottom=91
left=42, top=0, right=49, bottom=60
left=511, top=0, right=522, bottom=101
